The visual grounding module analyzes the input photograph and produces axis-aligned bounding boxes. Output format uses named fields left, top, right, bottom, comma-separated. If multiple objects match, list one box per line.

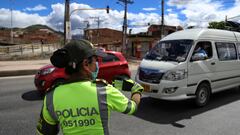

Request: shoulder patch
left=94, top=79, right=108, bottom=87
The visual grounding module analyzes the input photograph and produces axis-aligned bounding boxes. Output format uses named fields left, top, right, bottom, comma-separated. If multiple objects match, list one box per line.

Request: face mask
left=91, top=62, right=99, bottom=80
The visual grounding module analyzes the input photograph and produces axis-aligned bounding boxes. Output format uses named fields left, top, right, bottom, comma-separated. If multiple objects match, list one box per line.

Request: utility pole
left=83, top=20, right=90, bottom=39
left=161, top=0, right=164, bottom=39
left=64, top=3, right=110, bottom=45
left=10, top=0, right=14, bottom=44
left=64, top=0, right=71, bottom=45
left=118, top=0, right=134, bottom=56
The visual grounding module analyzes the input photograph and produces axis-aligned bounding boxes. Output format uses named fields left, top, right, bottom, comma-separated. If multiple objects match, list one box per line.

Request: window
left=102, top=53, right=120, bottom=63
left=237, top=43, right=240, bottom=59
left=191, top=41, right=212, bottom=61
left=145, top=40, right=193, bottom=62
left=215, top=42, right=237, bottom=61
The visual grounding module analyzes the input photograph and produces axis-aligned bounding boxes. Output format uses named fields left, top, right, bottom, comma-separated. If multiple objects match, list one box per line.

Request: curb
left=0, top=69, right=38, bottom=77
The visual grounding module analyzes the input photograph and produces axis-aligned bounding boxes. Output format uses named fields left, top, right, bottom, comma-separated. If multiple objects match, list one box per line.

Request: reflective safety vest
left=37, top=81, right=137, bottom=135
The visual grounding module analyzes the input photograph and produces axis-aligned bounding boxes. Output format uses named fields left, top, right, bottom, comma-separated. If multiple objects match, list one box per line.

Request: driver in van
left=193, top=44, right=208, bottom=59
left=167, top=45, right=186, bottom=61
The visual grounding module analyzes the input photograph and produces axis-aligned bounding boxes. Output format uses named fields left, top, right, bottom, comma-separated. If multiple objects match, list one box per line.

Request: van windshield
left=145, top=40, right=193, bottom=62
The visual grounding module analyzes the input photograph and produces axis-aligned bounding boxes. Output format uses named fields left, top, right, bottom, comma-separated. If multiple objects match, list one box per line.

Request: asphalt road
left=1, top=71, right=240, bottom=135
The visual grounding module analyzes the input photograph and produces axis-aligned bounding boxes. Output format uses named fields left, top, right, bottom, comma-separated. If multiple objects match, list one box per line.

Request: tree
left=208, top=21, right=226, bottom=29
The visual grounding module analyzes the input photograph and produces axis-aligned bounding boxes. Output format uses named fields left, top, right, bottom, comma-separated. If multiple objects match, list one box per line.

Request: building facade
left=84, top=28, right=122, bottom=52
left=127, top=25, right=183, bottom=59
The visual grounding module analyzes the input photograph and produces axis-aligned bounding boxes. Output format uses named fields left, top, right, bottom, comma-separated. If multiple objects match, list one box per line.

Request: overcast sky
left=0, top=0, right=240, bottom=35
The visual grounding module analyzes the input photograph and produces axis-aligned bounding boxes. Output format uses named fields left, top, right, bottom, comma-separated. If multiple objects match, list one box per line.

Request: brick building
left=84, top=28, right=122, bottom=52
left=148, top=24, right=183, bottom=38
left=83, top=25, right=183, bottom=59
left=127, top=25, right=183, bottom=59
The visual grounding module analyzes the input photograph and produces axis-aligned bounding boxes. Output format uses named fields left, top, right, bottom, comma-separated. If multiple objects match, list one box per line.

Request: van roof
left=161, top=28, right=240, bottom=42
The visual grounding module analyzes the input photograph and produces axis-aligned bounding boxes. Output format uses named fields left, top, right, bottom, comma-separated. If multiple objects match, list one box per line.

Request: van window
left=145, top=40, right=193, bottom=62
left=192, top=41, right=212, bottom=60
left=215, top=42, right=237, bottom=61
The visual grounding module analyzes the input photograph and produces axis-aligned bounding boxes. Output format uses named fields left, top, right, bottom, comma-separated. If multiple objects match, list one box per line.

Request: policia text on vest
left=56, top=107, right=98, bottom=127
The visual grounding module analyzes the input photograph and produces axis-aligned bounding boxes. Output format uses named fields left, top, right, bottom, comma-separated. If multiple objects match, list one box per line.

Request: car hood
left=140, top=59, right=179, bottom=72
left=39, top=64, right=55, bottom=70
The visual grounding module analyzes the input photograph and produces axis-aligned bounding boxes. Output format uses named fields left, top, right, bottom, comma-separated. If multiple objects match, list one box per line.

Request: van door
left=213, top=42, right=240, bottom=91
left=188, top=41, right=216, bottom=91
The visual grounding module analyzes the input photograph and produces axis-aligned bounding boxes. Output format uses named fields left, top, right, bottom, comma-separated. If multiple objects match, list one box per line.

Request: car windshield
left=145, top=40, right=193, bottom=62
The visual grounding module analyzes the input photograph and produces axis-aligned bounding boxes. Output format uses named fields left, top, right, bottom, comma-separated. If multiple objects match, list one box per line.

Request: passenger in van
left=165, top=45, right=187, bottom=62
left=166, top=45, right=176, bottom=57
left=177, top=46, right=186, bottom=56
left=192, top=45, right=208, bottom=60
left=202, top=43, right=211, bottom=57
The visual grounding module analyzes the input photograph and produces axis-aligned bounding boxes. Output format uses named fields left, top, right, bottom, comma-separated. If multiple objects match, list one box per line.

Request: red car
left=34, top=51, right=131, bottom=93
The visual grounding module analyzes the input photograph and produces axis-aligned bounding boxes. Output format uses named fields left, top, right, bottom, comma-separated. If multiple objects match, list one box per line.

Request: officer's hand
left=112, top=78, right=144, bottom=94
left=112, top=79, right=124, bottom=91
left=130, top=81, right=144, bottom=95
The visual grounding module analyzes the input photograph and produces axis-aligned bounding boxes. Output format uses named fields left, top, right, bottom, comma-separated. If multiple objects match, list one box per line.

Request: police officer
left=36, top=40, right=143, bottom=135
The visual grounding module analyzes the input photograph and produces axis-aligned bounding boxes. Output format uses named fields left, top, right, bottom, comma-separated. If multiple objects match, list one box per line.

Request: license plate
left=141, top=83, right=151, bottom=92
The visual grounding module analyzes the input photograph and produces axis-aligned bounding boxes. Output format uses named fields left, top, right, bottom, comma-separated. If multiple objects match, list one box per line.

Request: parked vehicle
left=135, top=28, right=240, bottom=106
left=35, top=51, right=131, bottom=93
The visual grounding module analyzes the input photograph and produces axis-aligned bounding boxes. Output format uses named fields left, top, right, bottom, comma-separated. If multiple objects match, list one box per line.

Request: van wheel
left=195, top=83, right=211, bottom=107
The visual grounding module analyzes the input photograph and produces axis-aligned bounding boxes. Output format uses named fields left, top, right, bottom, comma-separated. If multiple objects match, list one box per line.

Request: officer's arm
left=106, top=84, right=138, bottom=115
left=111, top=79, right=143, bottom=113
left=113, top=79, right=143, bottom=103
left=37, top=97, right=59, bottom=135
left=131, top=93, right=141, bottom=106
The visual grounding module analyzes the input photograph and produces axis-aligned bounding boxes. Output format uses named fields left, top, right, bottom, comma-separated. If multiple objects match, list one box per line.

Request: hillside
left=0, top=24, right=63, bottom=45
left=0, top=24, right=63, bottom=35
left=24, top=24, right=53, bottom=32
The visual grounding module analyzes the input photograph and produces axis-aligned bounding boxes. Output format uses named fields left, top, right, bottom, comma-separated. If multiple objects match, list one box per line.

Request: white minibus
left=135, top=28, right=240, bottom=106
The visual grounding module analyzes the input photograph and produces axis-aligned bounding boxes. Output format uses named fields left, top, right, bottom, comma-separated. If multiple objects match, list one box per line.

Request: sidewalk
left=0, top=59, right=50, bottom=77
left=0, top=59, right=141, bottom=77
